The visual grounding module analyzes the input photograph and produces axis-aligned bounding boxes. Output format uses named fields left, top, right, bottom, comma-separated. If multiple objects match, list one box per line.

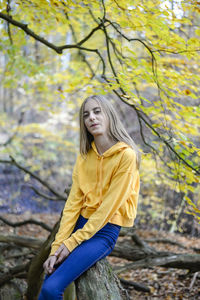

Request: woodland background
left=0, top=0, right=200, bottom=299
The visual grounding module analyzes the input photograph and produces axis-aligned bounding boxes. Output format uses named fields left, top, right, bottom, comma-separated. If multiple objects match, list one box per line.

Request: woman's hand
left=54, top=243, right=70, bottom=265
left=43, top=244, right=70, bottom=275
left=43, top=255, right=57, bottom=275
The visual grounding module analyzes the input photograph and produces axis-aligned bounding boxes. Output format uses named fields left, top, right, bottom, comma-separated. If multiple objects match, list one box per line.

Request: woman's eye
left=94, top=110, right=101, bottom=114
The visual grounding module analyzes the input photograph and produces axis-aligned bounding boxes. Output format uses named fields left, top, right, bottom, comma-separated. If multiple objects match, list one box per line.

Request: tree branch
left=27, top=184, right=69, bottom=201
left=105, top=18, right=158, bottom=84
left=1, top=11, right=199, bottom=175
left=0, top=262, right=30, bottom=287
left=0, top=156, right=66, bottom=199
left=0, top=12, right=105, bottom=64
left=111, top=88, right=200, bottom=175
left=77, top=21, right=104, bottom=46
left=0, top=234, right=44, bottom=249
left=66, top=13, right=96, bottom=78
left=120, top=278, right=150, bottom=292
left=114, top=254, right=200, bottom=273
left=98, top=14, right=196, bottom=174
left=0, top=215, right=52, bottom=232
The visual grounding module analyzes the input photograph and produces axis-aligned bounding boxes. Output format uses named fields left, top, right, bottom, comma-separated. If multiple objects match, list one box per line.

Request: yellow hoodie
left=50, top=141, right=140, bottom=255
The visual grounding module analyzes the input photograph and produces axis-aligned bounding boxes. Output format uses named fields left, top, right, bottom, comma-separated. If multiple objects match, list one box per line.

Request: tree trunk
left=25, top=221, right=60, bottom=300
left=75, top=259, right=129, bottom=300
left=25, top=221, right=128, bottom=300
left=63, top=283, right=76, bottom=300
left=112, top=240, right=200, bottom=273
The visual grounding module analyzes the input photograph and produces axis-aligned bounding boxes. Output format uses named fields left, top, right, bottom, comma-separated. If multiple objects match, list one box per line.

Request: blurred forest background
left=0, top=0, right=200, bottom=299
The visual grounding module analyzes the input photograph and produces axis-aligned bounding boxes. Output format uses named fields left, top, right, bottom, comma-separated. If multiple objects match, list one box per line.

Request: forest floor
left=1, top=212, right=200, bottom=300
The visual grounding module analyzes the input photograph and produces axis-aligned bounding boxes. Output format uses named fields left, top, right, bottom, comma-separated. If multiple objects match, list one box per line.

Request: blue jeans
left=38, top=214, right=121, bottom=300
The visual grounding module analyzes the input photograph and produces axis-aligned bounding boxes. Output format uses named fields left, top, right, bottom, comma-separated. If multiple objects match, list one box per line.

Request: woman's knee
left=40, top=280, right=61, bottom=300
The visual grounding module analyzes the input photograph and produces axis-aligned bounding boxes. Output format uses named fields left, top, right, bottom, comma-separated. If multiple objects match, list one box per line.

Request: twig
left=189, top=272, right=198, bottom=290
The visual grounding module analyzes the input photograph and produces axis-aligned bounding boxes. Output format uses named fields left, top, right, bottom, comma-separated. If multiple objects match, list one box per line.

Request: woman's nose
left=89, top=112, right=95, bottom=120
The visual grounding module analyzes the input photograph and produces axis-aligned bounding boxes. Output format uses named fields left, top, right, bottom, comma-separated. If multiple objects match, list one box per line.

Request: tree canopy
left=0, top=0, right=199, bottom=228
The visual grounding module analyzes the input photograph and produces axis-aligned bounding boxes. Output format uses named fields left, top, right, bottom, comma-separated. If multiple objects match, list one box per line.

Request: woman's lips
left=90, top=124, right=99, bottom=127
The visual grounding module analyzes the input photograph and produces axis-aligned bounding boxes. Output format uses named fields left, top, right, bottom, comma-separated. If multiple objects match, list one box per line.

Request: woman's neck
left=94, top=135, right=117, bottom=155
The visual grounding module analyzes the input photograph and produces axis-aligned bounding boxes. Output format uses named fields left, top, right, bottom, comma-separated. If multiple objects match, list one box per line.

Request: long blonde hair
left=79, top=95, right=141, bottom=169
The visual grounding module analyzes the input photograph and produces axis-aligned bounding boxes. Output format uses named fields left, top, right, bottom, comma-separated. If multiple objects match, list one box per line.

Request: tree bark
left=24, top=222, right=130, bottom=300
left=25, top=221, right=60, bottom=300
left=0, top=234, right=44, bottom=249
left=112, top=240, right=200, bottom=273
left=0, top=262, right=29, bottom=287
left=75, top=259, right=129, bottom=300
left=114, top=253, right=200, bottom=274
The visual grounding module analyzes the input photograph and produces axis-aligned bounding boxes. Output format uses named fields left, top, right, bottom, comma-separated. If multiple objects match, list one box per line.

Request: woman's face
left=83, top=99, right=110, bottom=138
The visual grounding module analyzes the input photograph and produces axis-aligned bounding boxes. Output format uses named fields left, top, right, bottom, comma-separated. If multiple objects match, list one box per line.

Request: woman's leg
left=38, top=217, right=120, bottom=300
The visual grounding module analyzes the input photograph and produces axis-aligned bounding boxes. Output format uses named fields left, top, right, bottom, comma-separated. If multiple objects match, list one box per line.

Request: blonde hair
left=79, top=95, right=141, bottom=169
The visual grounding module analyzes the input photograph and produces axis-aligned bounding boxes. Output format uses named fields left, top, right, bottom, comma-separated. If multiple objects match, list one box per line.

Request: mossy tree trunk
left=25, top=221, right=129, bottom=300
left=75, top=259, right=129, bottom=300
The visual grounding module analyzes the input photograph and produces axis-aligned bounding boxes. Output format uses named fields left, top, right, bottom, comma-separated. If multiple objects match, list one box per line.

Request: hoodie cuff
left=49, top=244, right=60, bottom=256
left=63, top=236, right=79, bottom=252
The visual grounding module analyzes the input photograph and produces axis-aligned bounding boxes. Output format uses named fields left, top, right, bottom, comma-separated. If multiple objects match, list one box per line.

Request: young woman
left=38, top=95, right=141, bottom=299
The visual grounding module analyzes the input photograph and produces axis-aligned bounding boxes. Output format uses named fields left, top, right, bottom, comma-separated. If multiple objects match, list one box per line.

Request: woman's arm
left=63, top=148, right=139, bottom=252
left=50, top=157, right=83, bottom=256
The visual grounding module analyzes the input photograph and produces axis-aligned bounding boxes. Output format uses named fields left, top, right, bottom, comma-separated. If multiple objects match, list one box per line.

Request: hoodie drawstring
left=96, top=155, right=104, bottom=205
left=90, top=141, right=128, bottom=207
left=98, top=156, right=104, bottom=205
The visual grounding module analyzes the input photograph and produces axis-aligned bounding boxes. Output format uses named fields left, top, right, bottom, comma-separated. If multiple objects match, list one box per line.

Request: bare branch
left=101, top=22, right=126, bottom=96
left=101, top=0, right=106, bottom=19
left=105, top=18, right=158, bottom=82
left=66, top=13, right=96, bottom=78
left=0, top=234, right=44, bottom=248
left=27, top=184, right=69, bottom=201
left=0, top=215, right=52, bottom=232
left=120, top=278, right=150, bottom=292
left=77, top=22, right=104, bottom=46
left=0, top=262, right=30, bottom=287
left=0, top=156, right=66, bottom=199
left=115, top=254, right=200, bottom=273
left=0, top=12, right=104, bottom=59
